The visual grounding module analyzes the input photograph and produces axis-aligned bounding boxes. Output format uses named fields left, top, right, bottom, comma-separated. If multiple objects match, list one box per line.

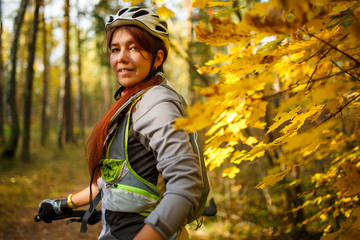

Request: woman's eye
left=111, top=48, right=119, bottom=53
left=129, top=46, right=137, bottom=51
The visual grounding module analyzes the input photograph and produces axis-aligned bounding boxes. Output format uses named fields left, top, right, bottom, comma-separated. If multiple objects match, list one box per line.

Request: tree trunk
left=0, top=0, right=4, bottom=144
left=40, top=4, right=49, bottom=146
left=58, top=0, right=73, bottom=148
left=57, top=78, right=65, bottom=149
left=183, top=0, right=194, bottom=103
left=2, top=0, right=29, bottom=158
left=291, top=166, right=308, bottom=238
left=76, top=0, right=84, bottom=139
left=20, top=0, right=41, bottom=162
left=63, top=0, right=73, bottom=143
left=182, top=0, right=210, bottom=103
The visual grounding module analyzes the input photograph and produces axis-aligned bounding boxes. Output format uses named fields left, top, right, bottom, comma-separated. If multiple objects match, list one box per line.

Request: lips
left=117, top=68, right=134, bottom=77
left=118, top=68, right=133, bottom=73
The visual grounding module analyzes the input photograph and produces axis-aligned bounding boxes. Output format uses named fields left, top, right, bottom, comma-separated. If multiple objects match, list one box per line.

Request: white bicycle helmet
left=105, top=7, right=170, bottom=51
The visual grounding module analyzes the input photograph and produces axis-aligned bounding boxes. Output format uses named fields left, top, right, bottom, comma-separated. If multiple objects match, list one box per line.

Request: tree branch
left=330, top=60, right=360, bottom=82
left=318, top=93, right=360, bottom=126
left=256, top=71, right=346, bottom=101
left=306, top=48, right=332, bottom=89
left=305, top=31, right=360, bottom=66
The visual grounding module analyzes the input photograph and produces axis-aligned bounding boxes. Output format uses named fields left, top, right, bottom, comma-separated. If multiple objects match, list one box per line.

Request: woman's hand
left=37, top=198, right=70, bottom=223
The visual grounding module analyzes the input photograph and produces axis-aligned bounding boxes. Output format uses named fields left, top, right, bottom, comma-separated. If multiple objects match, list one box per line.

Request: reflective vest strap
left=80, top=189, right=102, bottom=234
left=124, top=95, right=162, bottom=196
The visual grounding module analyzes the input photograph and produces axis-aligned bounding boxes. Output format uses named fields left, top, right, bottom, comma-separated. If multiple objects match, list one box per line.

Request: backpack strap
left=80, top=88, right=154, bottom=234
left=81, top=189, right=102, bottom=233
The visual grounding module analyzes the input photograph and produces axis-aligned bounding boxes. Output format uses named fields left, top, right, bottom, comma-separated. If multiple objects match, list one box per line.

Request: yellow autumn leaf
left=182, top=1, right=360, bottom=237
left=205, top=146, right=234, bottom=170
left=279, top=104, right=323, bottom=135
left=246, top=136, right=258, bottom=146
left=255, top=164, right=294, bottom=189
left=267, top=106, right=301, bottom=134
left=244, top=3, right=309, bottom=34
left=192, top=0, right=233, bottom=8
left=228, top=119, right=248, bottom=133
left=207, top=1, right=233, bottom=7
left=192, top=0, right=208, bottom=8
left=156, top=5, right=174, bottom=20
left=231, top=152, right=251, bottom=164
left=123, top=0, right=144, bottom=5
left=320, top=213, right=328, bottom=222
left=329, top=1, right=355, bottom=15
left=220, top=53, right=278, bottom=78
left=222, top=166, right=240, bottom=179
left=245, top=144, right=266, bottom=162
left=334, top=163, right=360, bottom=197
left=283, top=119, right=337, bottom=154
left=305, top=14, right=331, bottom=32
left=206, top=132, right=241, bottom=150
left=311, top=81, right=346, bottom=104
left=248, top=100, right=268, bottom=128
left=174, top=100, right=214, bottom=132
left=312, top=0, right=331, bottom=7
left=325, top=98, right=344, bottom=116
left=194, top=17, right=251, bottom=46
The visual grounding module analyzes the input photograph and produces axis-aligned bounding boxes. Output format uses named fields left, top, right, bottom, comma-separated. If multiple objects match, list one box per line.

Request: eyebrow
left=110, top=40, right=135, bottom=47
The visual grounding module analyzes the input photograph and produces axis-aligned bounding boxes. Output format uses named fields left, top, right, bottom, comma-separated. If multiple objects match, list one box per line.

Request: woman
left=37, top=7, right=202, bottom=240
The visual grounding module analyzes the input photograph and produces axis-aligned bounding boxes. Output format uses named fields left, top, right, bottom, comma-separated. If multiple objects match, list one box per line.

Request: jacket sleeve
left=131, top=85, right=202, bottom=239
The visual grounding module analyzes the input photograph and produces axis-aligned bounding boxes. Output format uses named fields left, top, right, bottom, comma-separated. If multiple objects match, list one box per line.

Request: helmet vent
left=108, top=16, right=114, bottom=22
left=159, top=21, right=167, bottom=28
left=132, top=10, right=149, bottom=19
left=155, top=26, right=167, bottom=33
left=129, top=7, right=141, bottom=12
left=117, top=8, right=128, bottom=16
left=151, top=14, right=160, bottom=18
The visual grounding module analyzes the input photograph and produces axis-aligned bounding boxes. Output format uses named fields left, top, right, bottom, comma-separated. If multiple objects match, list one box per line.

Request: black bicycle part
left=34, top=209, right=101, bottom=225
left=202, top=197, right=217, bottom=217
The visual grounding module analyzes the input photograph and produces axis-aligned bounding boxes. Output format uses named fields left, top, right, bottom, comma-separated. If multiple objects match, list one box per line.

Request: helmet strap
left=113, top=86, right=127, bottom=100
left=147, top=39, right=160, bottom=79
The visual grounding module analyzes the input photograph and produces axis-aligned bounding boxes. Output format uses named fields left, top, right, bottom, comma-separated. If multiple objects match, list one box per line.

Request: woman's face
left=109, top=27, right=152, bottom=88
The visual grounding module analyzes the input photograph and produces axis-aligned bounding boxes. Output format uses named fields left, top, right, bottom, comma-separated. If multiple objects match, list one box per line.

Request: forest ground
left=0, top=142, right=216, bottom=240
left=0, top=143, right=103, bottom=240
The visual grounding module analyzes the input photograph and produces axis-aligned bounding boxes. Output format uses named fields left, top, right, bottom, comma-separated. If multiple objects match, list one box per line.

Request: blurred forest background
left=1, top=0, right=360, bottom=239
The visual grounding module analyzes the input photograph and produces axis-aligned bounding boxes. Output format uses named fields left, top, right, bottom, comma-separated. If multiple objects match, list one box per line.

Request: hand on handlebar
left=37, top=198, right=71, bottom=223
left=35, top=208, right=102, bottom=225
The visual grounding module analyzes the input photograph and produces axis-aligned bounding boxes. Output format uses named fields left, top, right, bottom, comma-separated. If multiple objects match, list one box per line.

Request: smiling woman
left=36, top=6, right=203, bottom=240
left=108, top=26, right=164, bottom=88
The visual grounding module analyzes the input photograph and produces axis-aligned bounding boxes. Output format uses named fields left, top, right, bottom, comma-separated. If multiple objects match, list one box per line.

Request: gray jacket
left=98, top=84, right=202, bottom=239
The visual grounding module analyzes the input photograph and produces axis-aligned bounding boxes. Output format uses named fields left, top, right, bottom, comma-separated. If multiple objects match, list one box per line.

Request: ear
left=153, top=50, right=164, bottom=69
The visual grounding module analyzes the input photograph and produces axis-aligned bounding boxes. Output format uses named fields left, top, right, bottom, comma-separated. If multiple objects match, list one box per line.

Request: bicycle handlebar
left=34, top=209, right=101, bottom=225
left=35, top=198, right=216, bottom=225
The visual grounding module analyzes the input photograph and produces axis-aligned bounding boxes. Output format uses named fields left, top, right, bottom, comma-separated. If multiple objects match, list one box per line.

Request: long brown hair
left=85, top=26, right=168, bottom=183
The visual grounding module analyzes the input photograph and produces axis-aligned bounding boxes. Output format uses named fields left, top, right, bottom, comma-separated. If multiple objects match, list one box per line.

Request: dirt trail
left=0, top=208, right=102, bottom=240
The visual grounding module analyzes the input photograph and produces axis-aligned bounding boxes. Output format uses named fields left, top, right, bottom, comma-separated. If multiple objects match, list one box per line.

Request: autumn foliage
left=175, top=0, right=360, bottom=239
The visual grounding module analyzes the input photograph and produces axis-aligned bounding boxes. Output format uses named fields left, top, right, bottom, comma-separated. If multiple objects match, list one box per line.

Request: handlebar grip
left=34, top=210, right=89, bottom=222
left=202, top=198, right=217, bottom=217
left=34, top=215, right=42, bottom=222
left=34, top=210, right=101, bottom=225
left=53, top=210, right=86, bottom=220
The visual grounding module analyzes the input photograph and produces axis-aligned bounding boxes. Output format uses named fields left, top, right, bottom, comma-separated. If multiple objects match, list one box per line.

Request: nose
left=117, top=49, right=129, bottom=63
